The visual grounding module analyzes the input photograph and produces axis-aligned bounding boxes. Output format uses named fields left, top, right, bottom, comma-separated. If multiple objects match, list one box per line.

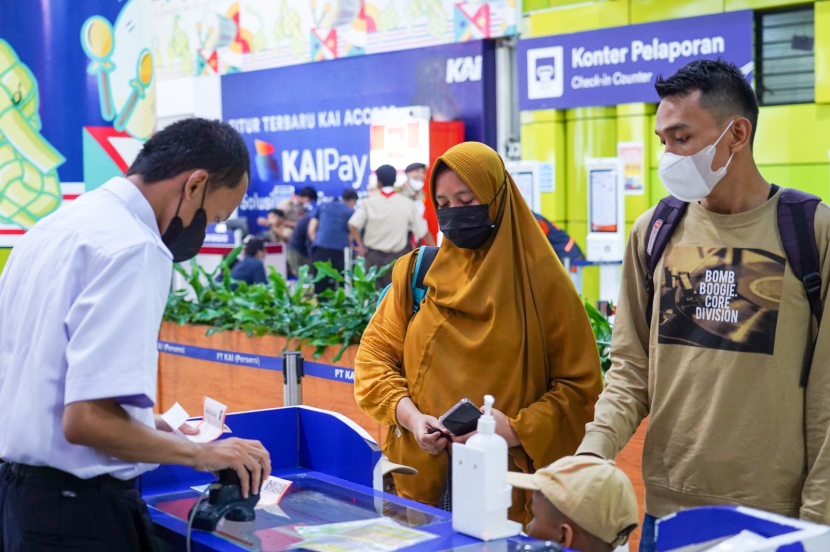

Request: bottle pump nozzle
left=478, top=394, right=496, bottom=435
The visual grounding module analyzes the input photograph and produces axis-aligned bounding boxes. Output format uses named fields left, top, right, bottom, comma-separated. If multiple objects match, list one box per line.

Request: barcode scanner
left=189, top=468, right=260, bottom=532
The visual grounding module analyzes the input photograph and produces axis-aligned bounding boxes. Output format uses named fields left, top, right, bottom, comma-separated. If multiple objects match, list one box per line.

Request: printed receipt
left=160, top=397, right=231, bottom=443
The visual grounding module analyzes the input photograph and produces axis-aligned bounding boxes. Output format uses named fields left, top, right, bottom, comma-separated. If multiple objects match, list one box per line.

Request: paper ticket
left=160, top=398, right=231, bottom=443
left=256, top=476, right=292, bottom=506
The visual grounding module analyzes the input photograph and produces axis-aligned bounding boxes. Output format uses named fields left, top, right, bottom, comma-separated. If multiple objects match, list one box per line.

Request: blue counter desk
left=139, top=407, right=540, bottom=552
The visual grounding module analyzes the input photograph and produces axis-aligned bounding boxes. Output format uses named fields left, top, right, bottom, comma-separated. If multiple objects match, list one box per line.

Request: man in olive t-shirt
left=577, top=60, right=830, bottom=552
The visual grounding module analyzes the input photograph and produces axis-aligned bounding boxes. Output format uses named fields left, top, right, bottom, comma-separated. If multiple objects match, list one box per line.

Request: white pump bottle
left=451, top=395, right=522, bottom=540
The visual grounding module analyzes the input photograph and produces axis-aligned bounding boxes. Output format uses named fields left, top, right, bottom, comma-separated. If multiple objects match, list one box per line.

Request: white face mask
left=408, top=178, right=424, bottom=192
left=658, top=120, right=735, bottom=202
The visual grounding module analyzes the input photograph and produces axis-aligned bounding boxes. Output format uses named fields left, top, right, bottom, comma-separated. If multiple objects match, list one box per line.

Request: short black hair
left=297, top=187, right=317, bottom=200
left=126, top=118, right=250, bottom=189
left=268, top=208, right=285, bottom=217
left=343, top=189, right=358, bottom=202
left=376, top=165, right=397, bottom=188
left=245, top=237, right=265, bottom=257
left=655, top=59, right=759, bottom=147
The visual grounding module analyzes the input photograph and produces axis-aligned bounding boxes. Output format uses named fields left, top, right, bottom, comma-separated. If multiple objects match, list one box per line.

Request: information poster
left=590, top=168, right=618, bottom=233
left=618, top=141, right=645, bottom=195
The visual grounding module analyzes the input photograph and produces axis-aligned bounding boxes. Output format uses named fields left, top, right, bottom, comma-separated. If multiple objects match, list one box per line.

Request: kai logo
left=446, top=55, right=482, bottom=83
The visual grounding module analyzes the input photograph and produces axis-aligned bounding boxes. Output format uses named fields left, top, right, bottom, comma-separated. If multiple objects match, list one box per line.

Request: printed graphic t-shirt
left=578, top=188, right=830, bottom=523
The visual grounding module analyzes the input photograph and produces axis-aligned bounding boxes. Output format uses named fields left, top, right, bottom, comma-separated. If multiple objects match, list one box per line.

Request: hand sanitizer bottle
left=452, top=395, right=522, bottom=540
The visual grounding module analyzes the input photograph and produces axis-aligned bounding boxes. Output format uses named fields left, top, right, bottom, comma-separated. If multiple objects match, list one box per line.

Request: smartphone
left=439, top=399, right=481, bottom=436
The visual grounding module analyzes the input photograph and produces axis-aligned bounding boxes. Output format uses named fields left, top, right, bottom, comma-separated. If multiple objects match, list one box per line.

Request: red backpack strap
left=645, top=196, right=689, bottom=327
left=777, top=188, right=823, bottom=387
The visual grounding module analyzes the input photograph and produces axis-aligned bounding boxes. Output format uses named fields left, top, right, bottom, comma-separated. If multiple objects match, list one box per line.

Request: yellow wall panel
left=566, top=110, right=618, bottom=223
left=755, top=104, right=830, bottom=165
left=630, top=0, right=724, bottom=24
left=521, top=117, right=568, bottom=221
left=0, top=248, right=9, bottom=275
left=526, top=0, right=630, bottom=37
left=726, top=0, right=815, bottom=10
left=618, top=104, right=657, bottom=222
left=817, top=1, right=830, bottom=104
left=759, top=164, right=830, bottom=201
left=524, top=0, right=550, bottom=12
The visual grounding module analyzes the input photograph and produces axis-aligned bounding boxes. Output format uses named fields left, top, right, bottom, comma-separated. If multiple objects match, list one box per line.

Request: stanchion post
left=283, top=351, right=304, bottom=406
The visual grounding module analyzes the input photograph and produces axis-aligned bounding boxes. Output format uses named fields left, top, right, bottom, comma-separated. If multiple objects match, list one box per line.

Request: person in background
left=348, top=164, right=434, bottom=288
left=354, top=143, right=602, bottom=521
left=534, top=212, right=584, bottom=263
left=230, top=237, right=268, bottom=286
left=287, top=211, right=314, bottom=278
left=508, top=456, right=638, bottom=552
left=399, top=162, right=427, bottom=204
left=0, top=118, right=270, bottom=550
left=309, top=189, right=358, bottom=294
left=256, top=208, right=290, bottom=243
left=576, top=59, right=830, bottom=551
left=278, top=186, right=317, bottom=228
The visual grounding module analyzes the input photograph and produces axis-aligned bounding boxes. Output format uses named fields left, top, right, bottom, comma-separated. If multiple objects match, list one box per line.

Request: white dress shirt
left=0, top=177, right=172, bottom=479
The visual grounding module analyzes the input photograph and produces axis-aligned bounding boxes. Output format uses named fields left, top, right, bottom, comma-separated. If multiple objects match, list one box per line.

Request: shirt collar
left=380, top=188, right=397, bottom=198
left=101, top=177, right=161, bottom=237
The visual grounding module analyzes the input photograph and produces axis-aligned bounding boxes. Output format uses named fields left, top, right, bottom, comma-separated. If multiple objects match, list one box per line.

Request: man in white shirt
left=0, top=118, right=271, bottom=551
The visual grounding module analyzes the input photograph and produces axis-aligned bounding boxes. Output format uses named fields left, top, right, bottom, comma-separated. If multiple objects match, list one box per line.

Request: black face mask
left=437, top=179, right=505, bottom=250
left=161, top=184, right=208, bottom=263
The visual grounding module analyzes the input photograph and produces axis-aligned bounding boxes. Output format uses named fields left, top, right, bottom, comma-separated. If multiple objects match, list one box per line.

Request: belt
left=4, top=462, right=137, bottom=490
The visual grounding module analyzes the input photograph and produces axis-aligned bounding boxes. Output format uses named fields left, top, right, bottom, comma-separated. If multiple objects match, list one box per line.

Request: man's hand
left=193, top=438, right=272, bottom=499
left=62, top=399, right=272, bottom=499
left=357, top=245, right=366, bottom=257
left=154, top=414, right=199, bottom=436
left=256, top=216, right=268, bottom=227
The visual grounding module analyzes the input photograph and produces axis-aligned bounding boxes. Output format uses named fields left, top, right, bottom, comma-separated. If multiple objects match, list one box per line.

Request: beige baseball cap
left=381, top=460, right=418, bottom=477
left=508, top=455, right=638, bottom=547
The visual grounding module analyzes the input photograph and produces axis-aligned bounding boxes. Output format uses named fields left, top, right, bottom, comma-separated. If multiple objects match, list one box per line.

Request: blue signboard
left=518, top=11, right=754, bottom=111
left=221, top=40, right=496, bottom=228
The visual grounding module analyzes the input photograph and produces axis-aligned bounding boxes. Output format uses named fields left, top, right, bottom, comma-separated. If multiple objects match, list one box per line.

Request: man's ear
left=559, top=523, right=574, bottom=549
left=730, top=117, right=753, bottom=153
left=183, top=169, right=210, bottom=201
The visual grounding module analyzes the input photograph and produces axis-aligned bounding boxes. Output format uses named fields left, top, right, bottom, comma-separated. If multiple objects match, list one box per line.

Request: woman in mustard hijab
left=354, top=142, right=602, bottom=519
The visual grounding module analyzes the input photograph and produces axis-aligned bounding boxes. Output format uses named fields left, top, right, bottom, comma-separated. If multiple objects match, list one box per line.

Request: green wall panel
left=755, top=104, right=830, bottom=165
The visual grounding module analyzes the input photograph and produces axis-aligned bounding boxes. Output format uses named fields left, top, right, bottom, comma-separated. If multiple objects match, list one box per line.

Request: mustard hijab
left=381, top=142, right=602, bottom=509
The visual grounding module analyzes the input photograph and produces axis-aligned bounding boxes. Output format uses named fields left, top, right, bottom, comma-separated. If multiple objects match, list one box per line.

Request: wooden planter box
left=156, top=321, right=646, bottom=545
left=155, top=321, right=385, bottom=443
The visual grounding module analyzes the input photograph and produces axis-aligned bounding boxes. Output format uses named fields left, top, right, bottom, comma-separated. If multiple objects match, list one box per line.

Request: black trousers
left=312, top=246, right=346, bottom=295
left=0, top=463, right=160, bottom=552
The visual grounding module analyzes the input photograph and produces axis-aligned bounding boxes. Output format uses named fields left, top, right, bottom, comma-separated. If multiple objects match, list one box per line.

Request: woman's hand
left=410, top=414, right=451, bottom=455
left=396, top=397, right=451, bottom=455
left=491, top=408, right=520, bottom=447
left=451, top=408, right=520, bottom=447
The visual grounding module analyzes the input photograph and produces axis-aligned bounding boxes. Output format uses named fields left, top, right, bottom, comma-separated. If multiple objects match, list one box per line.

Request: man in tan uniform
left=577, top=60, right=830, bottom=551
left=348, top=164, right=434, bottom=288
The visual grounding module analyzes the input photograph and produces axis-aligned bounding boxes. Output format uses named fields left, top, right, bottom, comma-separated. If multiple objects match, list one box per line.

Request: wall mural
left=153, top=0, right=518, bottom=79
left=0, top=40, right=65, bottom=230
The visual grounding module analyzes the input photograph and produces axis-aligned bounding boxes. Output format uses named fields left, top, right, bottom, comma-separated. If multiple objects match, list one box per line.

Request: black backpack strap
left=645, top=196, right=689, bottom=327
left=777, top=189, right=823, bottom=387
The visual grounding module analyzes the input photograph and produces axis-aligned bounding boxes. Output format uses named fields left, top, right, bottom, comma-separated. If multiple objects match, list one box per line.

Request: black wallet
left=439, top=399, right=481, bottom=436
